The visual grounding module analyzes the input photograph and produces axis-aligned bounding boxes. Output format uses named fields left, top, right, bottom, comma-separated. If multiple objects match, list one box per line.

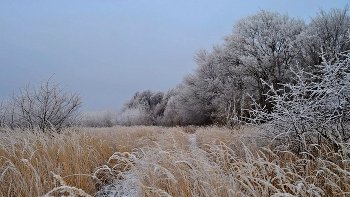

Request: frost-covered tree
left=1, top=78, right=82, bottom=132
left=225, top=10, right=306, bottom=112
left=250, top=51, right=350, bottom=152
left=117, top=7, right=350, bottom=128
left=203, top=45, right=253, bottom=126
left=171, top=10, right=305, bottom=126
left=177, top=46, right=250, bottom=126
left=161, top=87, right=184, bottom=126
left=0, top=101, right=5, bottom=127
left=79, top=109, right=117, bottom=127
left=117, top=90, right=165, bottom=126
left=299, top=6, right=350, bottom=68
left=116, top=106, right=152, bottom=126
left=153, top=87, right=180, bottom=126
left=175, top=74, right=215, bottom=125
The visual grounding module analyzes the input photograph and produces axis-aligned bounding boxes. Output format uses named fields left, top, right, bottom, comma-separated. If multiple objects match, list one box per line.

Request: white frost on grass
left=188, top=133, right=211, bottom=165
left=96, top=131, right=207, bottom=197
left=95, top=173, right=141, bottom=197
left=188, top=134, right=198, bottom=149
left=94, top=151, right=142, bottom=197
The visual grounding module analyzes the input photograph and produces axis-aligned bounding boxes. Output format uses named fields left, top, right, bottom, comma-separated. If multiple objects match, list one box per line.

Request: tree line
left=117, top=6, right=350, bottom=128
left=0, top=6, right=349, bottom=150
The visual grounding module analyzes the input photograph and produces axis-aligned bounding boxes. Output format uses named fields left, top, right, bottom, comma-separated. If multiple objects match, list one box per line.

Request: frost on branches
left=249, top=51, right=350, bottom=153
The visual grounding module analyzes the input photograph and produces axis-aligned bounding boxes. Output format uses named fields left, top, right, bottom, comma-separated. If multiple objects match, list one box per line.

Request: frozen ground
left=95, top=173, right=141, bottom=197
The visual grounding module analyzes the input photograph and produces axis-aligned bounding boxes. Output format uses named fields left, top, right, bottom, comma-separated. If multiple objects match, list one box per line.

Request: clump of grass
left=0, top=127, right=109, bottom=196
left=43, top=172, right=93, bottom=197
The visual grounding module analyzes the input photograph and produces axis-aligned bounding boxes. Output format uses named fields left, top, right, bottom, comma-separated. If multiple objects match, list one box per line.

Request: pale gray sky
left=0, top=0, right=348, bottom=111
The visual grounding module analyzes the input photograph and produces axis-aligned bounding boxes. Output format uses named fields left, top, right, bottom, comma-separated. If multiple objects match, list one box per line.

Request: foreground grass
left=0, top=126, right=349, bottom=196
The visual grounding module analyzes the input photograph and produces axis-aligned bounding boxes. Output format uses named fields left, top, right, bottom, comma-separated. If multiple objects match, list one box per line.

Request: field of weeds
left=0, top=126, right=349, bottom=196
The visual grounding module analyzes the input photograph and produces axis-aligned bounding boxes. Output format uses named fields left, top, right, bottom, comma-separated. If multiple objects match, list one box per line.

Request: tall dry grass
left=0, top=126, right=349, bottom=196
left=0, top=126, right=162, bottom=196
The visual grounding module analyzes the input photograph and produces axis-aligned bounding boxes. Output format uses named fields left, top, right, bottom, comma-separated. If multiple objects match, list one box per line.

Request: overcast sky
left=0, top=1, right=348, bottom=111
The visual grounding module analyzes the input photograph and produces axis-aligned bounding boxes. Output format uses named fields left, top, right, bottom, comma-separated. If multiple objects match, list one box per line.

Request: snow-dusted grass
left=0, top=127, right=111, bottom=196
left=0, top=126, right=349, bottom=196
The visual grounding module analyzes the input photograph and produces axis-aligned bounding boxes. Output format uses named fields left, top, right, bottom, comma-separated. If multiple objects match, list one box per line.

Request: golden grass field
left=0, top=126, right=349, bottom=196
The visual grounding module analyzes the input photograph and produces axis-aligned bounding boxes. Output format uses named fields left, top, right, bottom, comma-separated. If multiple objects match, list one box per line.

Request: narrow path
left=95, top=152, right=141, bottom=197
left=187, top=132, right=212, bottom=165
left=96, top=130, right=205, bottom=197
left=96, top=173, right=140, bottom=197
left=188, top=133, right=198, bottom=149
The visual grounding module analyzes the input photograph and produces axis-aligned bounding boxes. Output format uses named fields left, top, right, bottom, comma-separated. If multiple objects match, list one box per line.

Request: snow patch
left=95, top=173, right=141, bottom=197
left=188, top=134, right=198, bottom=149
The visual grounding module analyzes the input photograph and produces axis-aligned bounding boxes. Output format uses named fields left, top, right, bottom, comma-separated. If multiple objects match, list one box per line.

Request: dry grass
left=0, top=126, right=349, bottom=196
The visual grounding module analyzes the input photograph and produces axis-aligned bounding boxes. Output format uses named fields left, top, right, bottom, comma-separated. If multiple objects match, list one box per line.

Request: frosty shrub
left=116, top=90, right=167, bottom=126
left=250, top=52, right=350, bottom=153
left=0, top=101, right=4, bottom=127
left=79, top=109, right=117, bottom=127
left=0, top=78, right=82, bottom=132
left=116, top=106, right=152, bottom=126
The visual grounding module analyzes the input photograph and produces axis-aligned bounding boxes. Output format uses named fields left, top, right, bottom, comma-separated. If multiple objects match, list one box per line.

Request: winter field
left=1, top=5, right=350, bottom=197
left=0, top=126, right=349, bottom=196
